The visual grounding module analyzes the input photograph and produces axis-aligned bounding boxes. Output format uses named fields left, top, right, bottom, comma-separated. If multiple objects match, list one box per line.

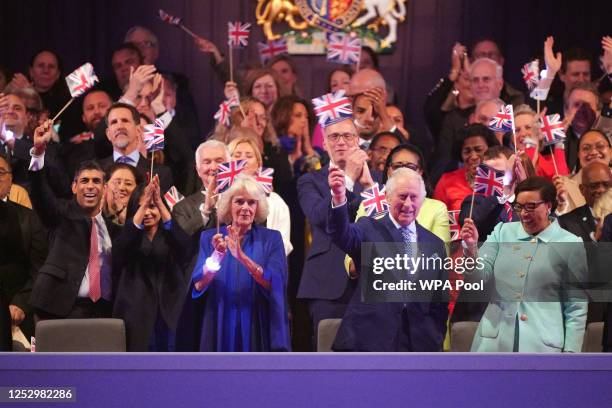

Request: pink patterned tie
left=88, top=218, right=101, bottom=302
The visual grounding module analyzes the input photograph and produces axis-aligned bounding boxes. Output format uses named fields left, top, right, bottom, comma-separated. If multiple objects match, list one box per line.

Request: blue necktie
left=117, top=156, right=133, bottom=165
left=400, top=227, right=413, bottom=259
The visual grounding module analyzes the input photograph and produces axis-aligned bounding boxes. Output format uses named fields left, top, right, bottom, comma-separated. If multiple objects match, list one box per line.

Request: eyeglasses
left=389, top=162, right=420, bottom=171
left=0, top=169, right=11, bottom=177
left=327, top=132, right=357, bottom=143
left=580, top=143, right=609, bottom=153
left=584, top=181, right=612, bottom=191
left=512, top=200, right=546, bottom=213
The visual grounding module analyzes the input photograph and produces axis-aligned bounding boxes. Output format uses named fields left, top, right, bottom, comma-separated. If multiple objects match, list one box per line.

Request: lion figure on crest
left=352, top=0, right=406, bottom=48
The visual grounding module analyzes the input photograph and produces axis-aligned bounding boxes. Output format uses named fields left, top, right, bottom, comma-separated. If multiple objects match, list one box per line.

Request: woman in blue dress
left=191, top=174, right=290, bottom=351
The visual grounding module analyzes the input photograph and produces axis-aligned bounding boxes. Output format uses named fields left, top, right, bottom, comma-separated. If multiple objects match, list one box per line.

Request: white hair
left=124, top=26, right=158, bottom=47
left=385, top=168, right=426, bottom=200
left=216, top=174, right=269, bottom=224
left=195, top=140, right=230, bottom=165
left=475, top=98, right=505, bottom=114
left=470, top=57, right=503, bottom=80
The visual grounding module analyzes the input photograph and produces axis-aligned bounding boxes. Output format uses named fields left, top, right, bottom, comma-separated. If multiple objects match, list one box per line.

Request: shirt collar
left=388, top=211, right=416, bottom=234
left=516, top=218, right=558, bottom=242
left=113, top=149, right=141, bottom=165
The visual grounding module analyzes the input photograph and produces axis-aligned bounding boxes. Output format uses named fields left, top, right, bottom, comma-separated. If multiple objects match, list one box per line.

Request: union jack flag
left=65, top=63, right=99, bottom=98
left=143, top=119, right=165, bottom=152
left=311, top=90, right=352, bottom=127
left=360, top=183, right=389, bottom=217
left=228, top=21, right=251, bottom=48
left=255, top=167, right=274, bottom=194
left=158, top=9, right=181, bottom=26
left=214, top=101, right=233, bottom=126
left=473, top=164, right=505, bottom=198
left=521, top=60, right=539, bottom=91
left=258, top=39, right=288, bottom=64
left=216, top=160, right=246, bottom=193
left=326, top=33, right=362, bottom=65
left=539, top=113, right=566, bottom=145
left=488, top=104, right=514, bottom=133
left=163, top=186, right=185, bottom=211
left=448, top=210, right=461, bottom=241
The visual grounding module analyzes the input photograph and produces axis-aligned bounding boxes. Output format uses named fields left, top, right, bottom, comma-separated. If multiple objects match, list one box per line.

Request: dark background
left=1, top=0, right=610, bottom=152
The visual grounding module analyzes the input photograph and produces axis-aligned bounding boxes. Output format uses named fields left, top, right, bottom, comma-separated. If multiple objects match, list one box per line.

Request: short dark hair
left=470, top=37, right=504, bottom=58
left=382, top=143, right=430, bottom=195
left=112, top=42, right=144, bottom=65
left=29, top=49, right=64, bottom=74
left=563, top=81, right=602, bottom=111
left=105, top=102, right=140, bottom=126
left=105, top=162, right=143, bottom=184
left=270, top=94, right=315, bottom=135
left=579, top=129, right=612, bottom=149
left=514, top=176, right=558, bottom=212
left=561, top=47, right=591, bottom=73
left=266, top=54, right=297, bottom=74
left=74, top=160, right=105, bottom=181
left=326, top=66, right=354, bottom=93
left=484, top=145, right=513, bottom=160
left=452, top=124, right=500, bottom=163
left=370, top=131, right=403, bottom=152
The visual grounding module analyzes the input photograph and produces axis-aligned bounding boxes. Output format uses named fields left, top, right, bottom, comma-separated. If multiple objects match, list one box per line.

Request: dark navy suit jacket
left=296, top=166, right=365, bottom=301
left=326, top=202, right=449, bottom=352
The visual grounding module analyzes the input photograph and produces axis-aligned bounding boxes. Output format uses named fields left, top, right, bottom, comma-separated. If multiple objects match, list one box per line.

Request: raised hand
left=460, top=218, right=479, bottom=250
left=602, top=36, right=612, bottom=75
left=328, top=166, right=347, bottom=206
left=211, top=232, right=227, bottom=253
left=358, top=160, right=375, bottom=189
left=150, top=73, right=166, bottom=115
left=225, top=224, right=244, bottom=260
left=194, top=36, right=223, bottom=63
left=224, top=81, right=240, bottom=101
left=123, top=65, right=157, bottom=102
left=450, top=42, right=467, bottom=81
left=32, top=119, right=54, bottom=154
left=7, top=73, right=32, bottom=90
left=363, top=86, right=394, bottom=131
left=344, top=147, right=369, bottom=182
left=543, top=36, right=562, bottom=76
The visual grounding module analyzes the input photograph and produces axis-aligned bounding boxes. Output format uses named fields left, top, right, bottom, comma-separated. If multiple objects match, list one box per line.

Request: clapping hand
left=328, top=166, right=347, bottom=206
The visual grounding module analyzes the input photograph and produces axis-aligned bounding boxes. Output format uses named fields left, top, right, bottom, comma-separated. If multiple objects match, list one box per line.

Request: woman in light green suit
left=461, top=177, right=588, bottom=352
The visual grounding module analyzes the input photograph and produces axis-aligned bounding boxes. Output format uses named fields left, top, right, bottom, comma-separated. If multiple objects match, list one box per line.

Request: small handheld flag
left=255, top=167, right=274, bottom=194
left=488, top=104, right=514, bottom=133
left=158, top=9, right=181, bottom=26
left=473, top=164, right=505, bottom=198
left=143, top=119, right=165, bottom=152
left=539, top=113, right=566, bottom=145
left=258, top=39, right=288, bottom=64
left=448, top=210, right=461, bottom=241
left=311, top=90, right=353, bottom=128
left=216, top=160, right=247, bottom=193
left=66, top=63, right=99, bottom=98
left=360, top=183, right=389, bottom=216
left=521, top=60, right=539, bottom=91
left=214, top=101, right=233, bottom=127
left=228, top=21, right=251, bottom=48
left=164, top=186, right=185, bottom=211
left=326, top=33, right=362, bottom=65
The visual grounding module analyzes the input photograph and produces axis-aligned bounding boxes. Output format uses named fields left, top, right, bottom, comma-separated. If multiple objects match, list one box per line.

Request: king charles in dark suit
left=327, top=166, right=448, bottom=351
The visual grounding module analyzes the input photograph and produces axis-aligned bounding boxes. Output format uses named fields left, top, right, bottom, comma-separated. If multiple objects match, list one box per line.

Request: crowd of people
left=1, top=25, right=612, bottom=353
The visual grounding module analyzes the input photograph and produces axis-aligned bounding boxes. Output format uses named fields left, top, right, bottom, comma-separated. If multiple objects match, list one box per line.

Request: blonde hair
left=227, top=135, right=263, bottom=168
left=216, top=174, right=269, bottom=224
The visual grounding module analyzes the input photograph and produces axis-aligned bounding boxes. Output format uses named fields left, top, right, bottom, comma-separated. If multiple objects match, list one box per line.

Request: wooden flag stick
left=229, top=44, right=234, bottom=83
left=150, top=150, right=155, bottom=182
left=51, top=97, right=75, bottom=122
left=355, top=49, right=361, bottom=73
left=180, top=24, right=198, bottom=39
left=536, top=99, right=541, bottom=116
left=550, top=147, right=559, bottom=176
left=509, top=105, right=517, bottom=154
left=468, top=189, right=476, bottom=219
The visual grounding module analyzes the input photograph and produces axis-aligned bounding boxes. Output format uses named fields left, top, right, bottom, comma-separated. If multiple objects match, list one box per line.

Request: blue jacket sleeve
left=325, top=201, right=364, bottom=264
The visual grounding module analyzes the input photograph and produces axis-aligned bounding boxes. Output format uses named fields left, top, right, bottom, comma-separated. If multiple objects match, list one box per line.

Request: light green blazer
left=469, top=219, right=588, bottom=352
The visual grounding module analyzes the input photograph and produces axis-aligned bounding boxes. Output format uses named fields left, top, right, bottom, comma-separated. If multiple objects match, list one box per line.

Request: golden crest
left=295, top=0, right=364, bottom=31
left=256, top=0, right=310, bottom=40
